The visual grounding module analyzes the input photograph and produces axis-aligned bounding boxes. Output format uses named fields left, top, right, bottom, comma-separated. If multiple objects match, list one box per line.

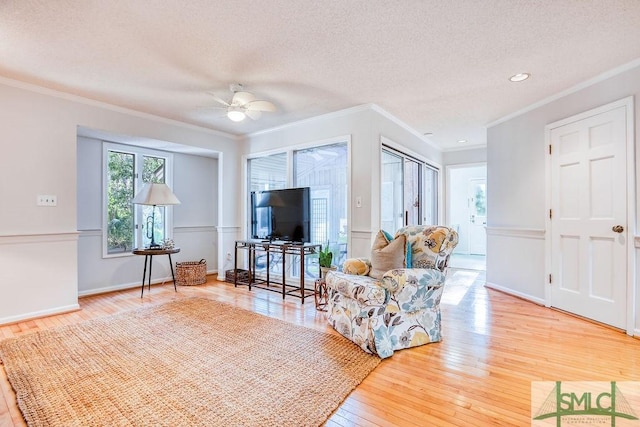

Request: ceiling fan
left=208, top=84, right=276, bottom=122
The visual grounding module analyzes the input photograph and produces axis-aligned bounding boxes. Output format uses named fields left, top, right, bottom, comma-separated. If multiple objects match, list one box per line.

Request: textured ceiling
left=1, top=1, right=640, bottom=150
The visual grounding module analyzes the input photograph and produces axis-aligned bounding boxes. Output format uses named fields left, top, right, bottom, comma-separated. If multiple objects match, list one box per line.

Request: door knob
left=612, top=225, right=624, bottom=233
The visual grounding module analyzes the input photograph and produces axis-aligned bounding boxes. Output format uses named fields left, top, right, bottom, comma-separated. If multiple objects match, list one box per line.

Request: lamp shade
left=131, top=183, right=181, bottom=206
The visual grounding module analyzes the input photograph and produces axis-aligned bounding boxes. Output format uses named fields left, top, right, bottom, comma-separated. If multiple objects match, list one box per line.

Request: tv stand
left=233, top=240, right=321, bottom=303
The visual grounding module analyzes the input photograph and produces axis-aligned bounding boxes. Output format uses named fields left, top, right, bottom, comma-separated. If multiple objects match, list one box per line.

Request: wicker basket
left=225, top=269, right=249, bottom=284
left=175, top=259, right=207, bottom=286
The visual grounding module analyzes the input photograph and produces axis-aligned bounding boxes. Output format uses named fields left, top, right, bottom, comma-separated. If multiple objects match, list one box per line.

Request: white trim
left=0, top=304, right=80, bottom=326
left=624, top=97, right=636, bottom=337
left=544, top=96, right=635, bottom=335
left=245, top=135, right=352, bottom=160
left=484, top=282, right=545, bottom=306
left=0, top=232, right=79, bottom=245
left=488, top=58, right=640, bottom=129
left=441, top=143, right=487, bottom=153
left=174, top=225, right=216, bottom=233
left=485, top=227, right=545, bottom=239
left=0, top=75, right=238, bottom=140
left=78, top=229, right=101, bottom=237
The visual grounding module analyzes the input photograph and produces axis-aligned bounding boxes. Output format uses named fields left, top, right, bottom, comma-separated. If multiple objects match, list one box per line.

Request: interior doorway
left=447, top=164, right=487, bottom=270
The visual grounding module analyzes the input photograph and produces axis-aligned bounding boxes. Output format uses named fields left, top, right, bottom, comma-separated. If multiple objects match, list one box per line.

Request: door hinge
left=549, top=209, right=552, bottom=219
left=548, top=274, right=552, bottom=284
left=549, top=144, right=552, bottom=155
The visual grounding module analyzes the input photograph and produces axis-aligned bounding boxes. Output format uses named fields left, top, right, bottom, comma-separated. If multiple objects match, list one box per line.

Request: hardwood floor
left=2, top=270, right=640, bottom=426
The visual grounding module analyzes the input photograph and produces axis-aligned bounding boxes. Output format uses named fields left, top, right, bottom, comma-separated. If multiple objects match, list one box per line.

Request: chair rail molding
left=485, top=227, right=545, bottom=239
left=0, top=231, right=80, bottom=245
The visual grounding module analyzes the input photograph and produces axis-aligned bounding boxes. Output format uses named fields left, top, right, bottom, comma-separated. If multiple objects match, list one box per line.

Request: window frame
left=381, top=141, right=441, bottom=228
left=102, top=142, right=175, bottom=258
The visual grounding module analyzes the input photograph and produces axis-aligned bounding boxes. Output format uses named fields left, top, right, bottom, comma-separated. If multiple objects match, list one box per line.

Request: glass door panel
left=381, top=150, right=404, bottom=232
left=404, top=158, right=421, bottom=226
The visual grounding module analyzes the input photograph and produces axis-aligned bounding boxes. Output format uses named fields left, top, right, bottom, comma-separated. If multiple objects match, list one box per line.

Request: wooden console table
left=133, top=247, right=180, bottom=297
left=233, top=240, right=321, bottom=303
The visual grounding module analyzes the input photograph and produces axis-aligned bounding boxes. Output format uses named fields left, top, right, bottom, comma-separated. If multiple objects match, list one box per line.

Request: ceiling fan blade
left=232, top=91, right=255, bottom=105
left=206, top=92, right=230, bottom=107
left=246, top=100, right=276, bottom=112
left=245, top=109, right=262, bottom=120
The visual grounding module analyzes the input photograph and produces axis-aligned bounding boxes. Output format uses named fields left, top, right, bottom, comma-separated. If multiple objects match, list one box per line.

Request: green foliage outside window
left=107, top=152, right=134, bottom=253
left=475, top=185, right=486, bottom=216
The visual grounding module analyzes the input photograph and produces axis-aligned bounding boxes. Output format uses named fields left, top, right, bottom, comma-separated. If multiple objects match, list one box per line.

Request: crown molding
left=0, top=75, right=240, bottom=141
left=488, top=58, right=640, bottom=129
left=369, top=104, right=441, bottom=151
left=247, top=103, right=441, bottom=152
left=246, top=104, right=374, bottom=138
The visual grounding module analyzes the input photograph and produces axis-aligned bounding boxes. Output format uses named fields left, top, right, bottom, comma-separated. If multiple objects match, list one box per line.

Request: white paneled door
left=549, top=100, right=630, bottom=329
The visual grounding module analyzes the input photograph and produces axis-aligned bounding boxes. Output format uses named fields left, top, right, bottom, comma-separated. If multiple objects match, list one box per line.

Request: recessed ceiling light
left=457, top=139, right=468, bottom=144
left=509, top=73, right=530, bottom=82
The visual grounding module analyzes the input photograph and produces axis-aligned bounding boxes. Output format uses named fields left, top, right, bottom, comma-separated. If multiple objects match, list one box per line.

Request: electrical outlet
left=226, top=252, right=232, bottom=261
left=37, top=195, right=57, bottom=207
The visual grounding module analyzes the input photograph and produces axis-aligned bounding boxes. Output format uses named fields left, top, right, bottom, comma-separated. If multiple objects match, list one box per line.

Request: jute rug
left=0, top=298, right=380, bottom=427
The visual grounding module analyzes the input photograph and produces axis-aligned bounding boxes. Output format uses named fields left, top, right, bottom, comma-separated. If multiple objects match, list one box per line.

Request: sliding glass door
left=381, top=147, right=438, bottom=232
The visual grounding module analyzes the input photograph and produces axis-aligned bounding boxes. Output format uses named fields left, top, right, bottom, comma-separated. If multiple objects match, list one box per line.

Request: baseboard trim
left=78, top=270, right=218, bottom=297
left=0, top=303, right=81, bottom=326
left=484, top=281, right=545, bottom=305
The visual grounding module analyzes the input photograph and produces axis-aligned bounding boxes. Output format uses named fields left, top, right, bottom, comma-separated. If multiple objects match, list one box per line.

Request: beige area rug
left=0, top=298, right=380, bottom=427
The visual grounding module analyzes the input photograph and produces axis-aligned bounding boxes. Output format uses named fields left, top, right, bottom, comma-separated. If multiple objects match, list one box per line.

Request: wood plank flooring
left=1, top=269, right=640, bottom=426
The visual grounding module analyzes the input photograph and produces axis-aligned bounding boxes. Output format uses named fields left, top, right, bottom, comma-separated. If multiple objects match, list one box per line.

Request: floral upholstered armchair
left=325, top=225, right=458, bottom=358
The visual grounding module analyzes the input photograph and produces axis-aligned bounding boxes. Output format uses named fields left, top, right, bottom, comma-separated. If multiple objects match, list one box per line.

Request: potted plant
left=319, top=242, right=336, bottom=278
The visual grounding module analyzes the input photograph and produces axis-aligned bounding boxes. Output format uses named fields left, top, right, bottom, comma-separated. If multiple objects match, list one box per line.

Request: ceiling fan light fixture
left=227, top=107, right=246, bottom=122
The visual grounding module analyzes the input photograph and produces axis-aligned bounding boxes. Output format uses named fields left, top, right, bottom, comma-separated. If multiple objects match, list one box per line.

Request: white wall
left=245, top=105, right=443, bottom=258
left=443, top=147, right=487, bottom=165
left=486, top=63, right=640, bottom=330
left=76, top=137, right=219, bottom=296
left=0, top=78, right=240, bottom=324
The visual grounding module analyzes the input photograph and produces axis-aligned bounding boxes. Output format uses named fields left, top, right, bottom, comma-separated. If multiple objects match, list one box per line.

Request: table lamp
left=132, top=183, right=180, bottom=249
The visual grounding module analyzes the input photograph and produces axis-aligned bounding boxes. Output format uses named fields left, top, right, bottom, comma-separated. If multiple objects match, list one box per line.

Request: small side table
left=133, top=247, right=181, bottom=297
left=314, top=278, right=329, bottom=311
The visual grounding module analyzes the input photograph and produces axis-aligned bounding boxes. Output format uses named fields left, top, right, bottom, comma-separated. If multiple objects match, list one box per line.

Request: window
left=247, top=141, right=348, bottom=279
left=106, top=151, right=135, bottom=253
left=103, top=143, right=173, bottom=257
left=294, top=143, right=348, bottom=272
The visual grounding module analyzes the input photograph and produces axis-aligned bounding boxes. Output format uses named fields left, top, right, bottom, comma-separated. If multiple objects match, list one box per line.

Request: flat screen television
left=250, top=187, right=311, bottom=243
